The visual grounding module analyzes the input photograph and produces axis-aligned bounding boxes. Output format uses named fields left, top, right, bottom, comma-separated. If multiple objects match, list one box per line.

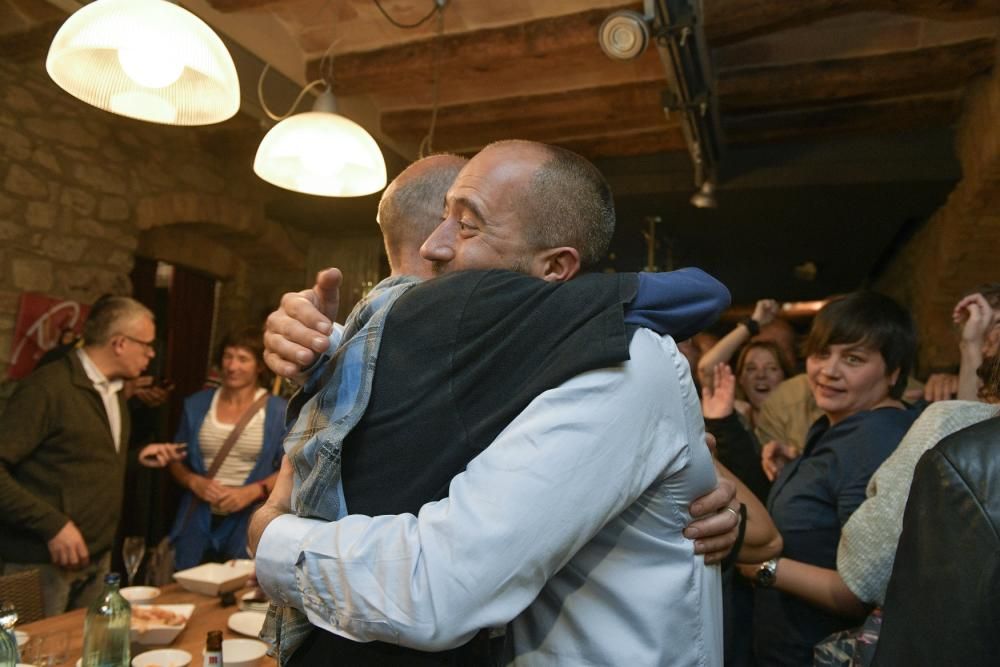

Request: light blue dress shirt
left=257, top=328, right=723, bottom=665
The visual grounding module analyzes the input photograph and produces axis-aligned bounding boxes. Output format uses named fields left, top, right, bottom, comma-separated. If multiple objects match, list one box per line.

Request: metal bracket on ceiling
left=644, top=0, right=724, bottom=194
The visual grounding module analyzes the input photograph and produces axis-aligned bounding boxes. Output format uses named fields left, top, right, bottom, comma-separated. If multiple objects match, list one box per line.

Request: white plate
left=221, top=639, right=266, bottom=667
left=132, top=648, right=192, bottom=667
left=120, top=586, right=161, bottom=603
left=173, top=562, right=253, bottom=597
left=227, top=611, right=266, bottom=638
left=130, top=603, right=195, bottom=645
left=15, top=630, right=28, bottom=648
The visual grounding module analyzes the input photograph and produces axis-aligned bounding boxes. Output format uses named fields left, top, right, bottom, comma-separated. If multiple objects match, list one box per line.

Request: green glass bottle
left=82, top=573, right=131, bottom=667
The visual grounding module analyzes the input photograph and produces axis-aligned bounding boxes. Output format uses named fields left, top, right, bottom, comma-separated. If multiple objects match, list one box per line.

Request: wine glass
left=122, top=536, right=146, bottom=587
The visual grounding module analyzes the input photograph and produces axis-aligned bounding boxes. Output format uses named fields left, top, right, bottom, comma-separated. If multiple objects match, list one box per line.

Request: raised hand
left=701, top=363, right=736, bottom=420
left=263, top=268, right=343, bottom=380
left=751, top=299, right=780, bottom=327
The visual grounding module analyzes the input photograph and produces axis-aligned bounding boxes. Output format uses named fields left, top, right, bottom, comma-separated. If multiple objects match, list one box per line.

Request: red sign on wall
left=7, top=293, right=91, bottom=379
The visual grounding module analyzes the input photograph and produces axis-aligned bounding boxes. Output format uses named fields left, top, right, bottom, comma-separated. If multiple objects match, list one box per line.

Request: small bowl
left=120, top=586, right=161, bottom=603
left=222, top=639, right=267, bottom=667
left=174, top=563, right=253, bottom=597
left=132, top=648, right=192, bottom=667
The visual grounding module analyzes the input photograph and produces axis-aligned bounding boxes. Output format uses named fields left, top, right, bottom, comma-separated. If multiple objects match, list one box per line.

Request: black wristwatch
left=755, top=558, right=779, bottom=588
left=739, top=317, right=760, bottom=337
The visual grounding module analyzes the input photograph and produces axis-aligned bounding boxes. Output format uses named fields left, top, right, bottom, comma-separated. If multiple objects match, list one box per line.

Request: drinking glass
left=122, top=536, right=146, bottom=587
left=22, top=630, right=67, bottom=666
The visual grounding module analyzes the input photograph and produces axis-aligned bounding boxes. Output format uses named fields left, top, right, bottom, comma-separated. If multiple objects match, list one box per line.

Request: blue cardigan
left=169, top=388, right=287, bottom=569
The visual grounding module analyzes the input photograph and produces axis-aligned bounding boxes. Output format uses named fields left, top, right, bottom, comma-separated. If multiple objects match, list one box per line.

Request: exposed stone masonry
left=0, top=57, right=308, bottom=395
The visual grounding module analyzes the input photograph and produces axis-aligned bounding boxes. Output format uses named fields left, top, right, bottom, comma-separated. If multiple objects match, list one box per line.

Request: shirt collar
left=76, top=348, right=124, bottom=395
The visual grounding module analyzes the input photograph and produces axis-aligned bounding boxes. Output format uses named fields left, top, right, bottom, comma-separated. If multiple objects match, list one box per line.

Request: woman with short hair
left=740, top=292, right=920, bottom=667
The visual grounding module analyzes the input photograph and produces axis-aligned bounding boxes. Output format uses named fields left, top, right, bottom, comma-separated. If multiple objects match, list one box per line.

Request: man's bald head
left=378, top=154, right=467, bottom=277
left=421, top=141, right=616, bottom=278
left=490, top=140, right=615, bottom=270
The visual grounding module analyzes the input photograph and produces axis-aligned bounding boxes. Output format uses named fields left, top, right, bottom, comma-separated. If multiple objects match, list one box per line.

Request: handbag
left=147, top=392, right=269, bottom=584
left=813, top=608, right=883, bottom=667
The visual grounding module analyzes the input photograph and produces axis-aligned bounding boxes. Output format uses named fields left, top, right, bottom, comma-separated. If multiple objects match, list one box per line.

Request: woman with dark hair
left=165, top=328, right=286, bottom=568
left=738, top=292, right=920, bottom=667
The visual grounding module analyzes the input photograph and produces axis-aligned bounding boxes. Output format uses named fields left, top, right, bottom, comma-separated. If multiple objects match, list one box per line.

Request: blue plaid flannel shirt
left=261, top=275, right=419, bottom=664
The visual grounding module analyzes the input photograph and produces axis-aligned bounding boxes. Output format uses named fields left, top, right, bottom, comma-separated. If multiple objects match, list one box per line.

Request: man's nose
left=420, top=219, right=456, bottom=262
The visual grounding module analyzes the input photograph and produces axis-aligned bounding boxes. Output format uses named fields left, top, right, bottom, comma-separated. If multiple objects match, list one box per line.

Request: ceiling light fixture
left=689, top=180, right=717, bottom=209
left=598, top=10, right=650, bottom=61
left=45, top=0, right=240, bottom=126
left=253, top=77, right=387, bottom=198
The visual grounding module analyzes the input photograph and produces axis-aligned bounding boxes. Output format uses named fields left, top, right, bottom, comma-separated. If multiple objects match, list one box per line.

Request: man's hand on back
left=48, top=520, right=90, bottom=569
left=263, top=268, right=343, bottom=381
left=684, top=477, right=739, bottom=564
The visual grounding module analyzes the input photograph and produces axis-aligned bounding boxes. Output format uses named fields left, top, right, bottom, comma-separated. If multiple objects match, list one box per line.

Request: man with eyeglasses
left=0, top=296, right=181, bottom=616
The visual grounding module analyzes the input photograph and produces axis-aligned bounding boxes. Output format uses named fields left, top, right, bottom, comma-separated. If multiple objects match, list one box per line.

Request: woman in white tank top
left=165, top=328, right=287, bottom=569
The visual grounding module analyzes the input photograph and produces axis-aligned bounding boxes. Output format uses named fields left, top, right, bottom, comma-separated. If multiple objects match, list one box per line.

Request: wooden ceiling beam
left=705, top=0, right=1000, bottom=46
left=380, top=38, right=988, bottom=155
left=380, top=80, right=678, bottom=154
left=307, top=4, right=661, bottom=106
left=0, top=20, right=60, bottom=62
left=203, top=0, right=279, bottom=11
left=724, top=92, right=963, bottom=145
left=719, top=37, right=996, bottom=113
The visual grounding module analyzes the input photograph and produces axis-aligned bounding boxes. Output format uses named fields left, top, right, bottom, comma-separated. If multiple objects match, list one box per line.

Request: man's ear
left=535, top=246, right=580, bottom=282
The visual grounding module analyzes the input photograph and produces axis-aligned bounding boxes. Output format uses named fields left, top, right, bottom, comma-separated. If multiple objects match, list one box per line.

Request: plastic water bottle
left=81, top=573, right=131, bottom=667
left=0, top=603, right=18, bottom=667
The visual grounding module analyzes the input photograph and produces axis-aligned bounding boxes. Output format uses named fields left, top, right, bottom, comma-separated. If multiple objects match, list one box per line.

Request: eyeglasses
left=119, top=334, right=156, bottom=353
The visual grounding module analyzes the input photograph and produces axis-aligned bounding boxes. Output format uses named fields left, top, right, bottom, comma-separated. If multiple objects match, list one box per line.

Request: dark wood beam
left=562, top=128, right=688, bottom=159
left=309, top=4, right=661, bottom=105
left=724, top=92, right=963, bottom=145
left=719, top=38, right=996, bottom=113
left=203, top=0, right=278, bottom=11
left=0, top=20, right=60, bottom=62
left=705, top=0, right=1000, bottom=46
left=380, top=80, right=678, bottom=153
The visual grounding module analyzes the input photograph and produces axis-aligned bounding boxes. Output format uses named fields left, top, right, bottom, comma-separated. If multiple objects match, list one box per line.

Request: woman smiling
left=165, top=328, right=287, bottom=569
left=743, top=292, right=919, bottom=667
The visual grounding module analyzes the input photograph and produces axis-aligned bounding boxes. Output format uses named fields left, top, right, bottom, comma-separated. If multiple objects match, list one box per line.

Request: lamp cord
left=257, top=64, right=326, bottom=122
left=417, top=7, right=445, bottom=157
left=374, top=0, right=440, bottom=29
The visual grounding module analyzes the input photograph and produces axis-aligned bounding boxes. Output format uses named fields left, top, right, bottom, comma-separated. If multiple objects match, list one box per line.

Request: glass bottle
left=0, top=603, right=18, bottom=667
left=81, top=573, right=131, bottom=667
left=203, top=631, right=222, bottom=667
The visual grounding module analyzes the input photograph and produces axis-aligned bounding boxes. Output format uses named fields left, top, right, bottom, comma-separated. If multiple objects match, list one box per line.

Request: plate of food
left=130, top=604, right=195, bottom=645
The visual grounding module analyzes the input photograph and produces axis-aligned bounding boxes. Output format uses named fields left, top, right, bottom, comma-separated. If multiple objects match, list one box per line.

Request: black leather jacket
left=872, top=415, right=1000, bottom=667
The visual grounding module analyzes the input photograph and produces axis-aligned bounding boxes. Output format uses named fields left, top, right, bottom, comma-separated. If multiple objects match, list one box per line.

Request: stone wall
left=0, top=56, right=309, bottom=396
left=875, top=47, right=1000, bottom=374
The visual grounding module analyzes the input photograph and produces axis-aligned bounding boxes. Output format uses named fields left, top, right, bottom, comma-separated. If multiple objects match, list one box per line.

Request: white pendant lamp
left=254, top=88, right=387, bottom=198
left=46, top=0, right=240, bottom=126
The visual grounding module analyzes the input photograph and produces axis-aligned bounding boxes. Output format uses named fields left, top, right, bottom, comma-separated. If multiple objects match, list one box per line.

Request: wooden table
left=17, top=584, right=276, bottom=665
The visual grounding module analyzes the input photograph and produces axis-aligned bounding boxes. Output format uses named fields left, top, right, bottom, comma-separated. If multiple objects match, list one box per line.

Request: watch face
left=756, top=561, right=777, bottom=587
